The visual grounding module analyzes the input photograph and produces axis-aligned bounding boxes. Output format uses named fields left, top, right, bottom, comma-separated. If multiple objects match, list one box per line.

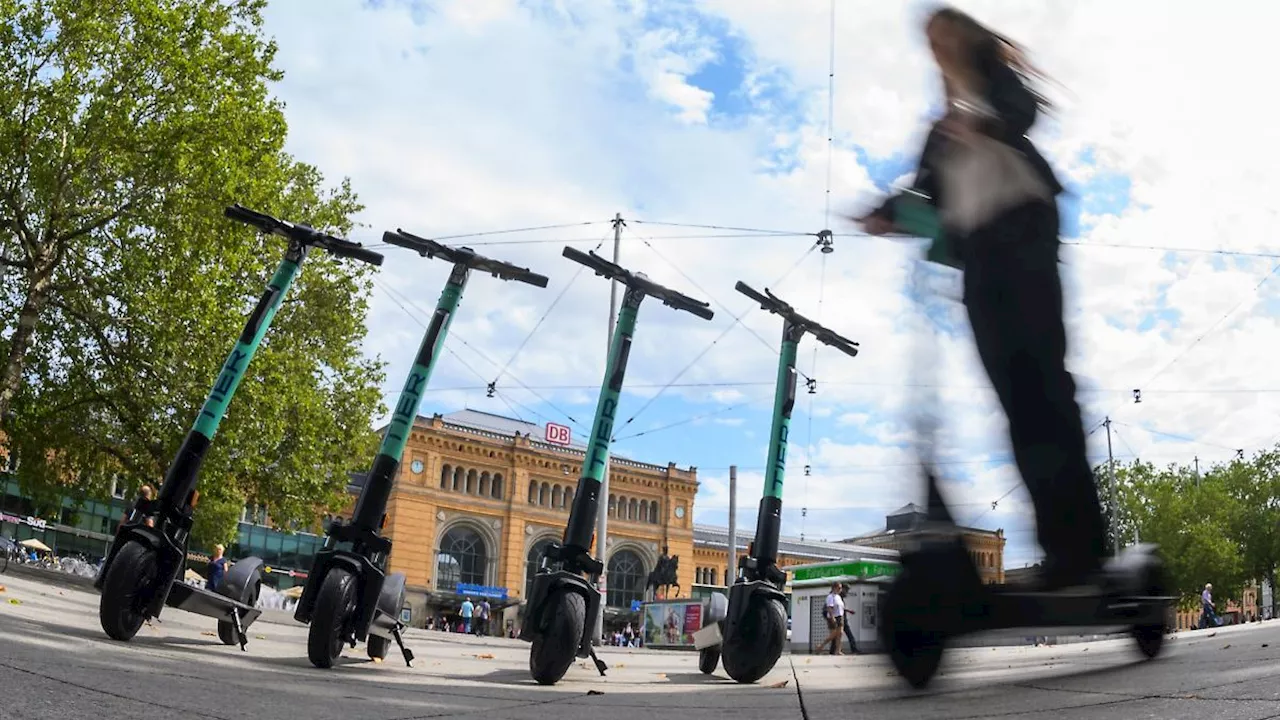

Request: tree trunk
left=0, top=264, right=55, bottom=433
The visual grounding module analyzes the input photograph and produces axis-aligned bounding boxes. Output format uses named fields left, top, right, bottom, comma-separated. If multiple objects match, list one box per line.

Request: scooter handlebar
left=564, top=246, right=714, bottom=320
left=224, top=205, right=384, bottom=266
left=384, top=229, right=549, bottom=287
left=735, top=280, right=859, bottom=358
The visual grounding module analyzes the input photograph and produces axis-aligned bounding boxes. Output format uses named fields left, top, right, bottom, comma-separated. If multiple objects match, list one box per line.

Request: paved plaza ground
left=2, top=571, right=1280, bottom=719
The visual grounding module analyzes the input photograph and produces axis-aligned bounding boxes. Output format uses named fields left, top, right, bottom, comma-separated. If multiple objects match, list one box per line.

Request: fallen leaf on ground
left=201, top=631, right=217, bottom=637
left=0, top=585, right=6, bottom=592
left=1208, top=632, right=1218, bottom=637
left=255, top=635, right=266, bottom=640
left=1223, top=644, right=1231, bottom=649
left=654, top=673, right=667, bottom=680
left=587, top=690, right=605, bottom=696
left=766, top=680, right=789, bottom=689
left=1263, top=644, right=1270, bottom=648
left=8, top=598, right=20, bottom=605
left=372, top=657, right=384, bottom=664
left=474, top=653, right=495, bottom=659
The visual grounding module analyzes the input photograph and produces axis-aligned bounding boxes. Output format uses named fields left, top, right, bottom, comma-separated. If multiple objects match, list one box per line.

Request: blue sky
left=260, top=0, right=1280, bottom=568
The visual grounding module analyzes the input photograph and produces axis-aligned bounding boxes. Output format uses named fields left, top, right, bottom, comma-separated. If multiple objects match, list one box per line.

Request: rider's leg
left=961, top=200, right=1107, bottom=590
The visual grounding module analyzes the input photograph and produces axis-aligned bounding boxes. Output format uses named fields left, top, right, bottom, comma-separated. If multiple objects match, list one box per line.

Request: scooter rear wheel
left=367, top=635, right=391, bottom=660
left=721, top=597, right=787, bottom=684
left=529, top=589, right=585, bottom=685
left=698, top=646, right=721, bottom=675
left=99, top=541, right=159, bottom=642
left=307, top=568, right=357, bottom=669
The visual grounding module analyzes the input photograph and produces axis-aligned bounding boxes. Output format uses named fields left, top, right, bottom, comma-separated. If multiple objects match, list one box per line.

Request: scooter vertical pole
left=563, top=287, right=643, bottom=558
left=748, top=323, right=801, bottom=573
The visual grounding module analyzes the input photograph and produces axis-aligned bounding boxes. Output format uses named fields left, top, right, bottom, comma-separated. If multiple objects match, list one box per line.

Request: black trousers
left=957, top=200, right=1107, bottom=586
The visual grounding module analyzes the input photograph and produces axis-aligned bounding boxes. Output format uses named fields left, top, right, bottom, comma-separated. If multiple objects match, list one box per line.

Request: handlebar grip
left=679, top=301, right=715, bottom=321
left=224, top=204, right=278, bottom=232
left=734, top=281, right=770, bottom=306
left=515, top=270, right=550, bottom=288
left=327, top=243, right=384, bottom=266
left=561, top=246, right=600, bottom=268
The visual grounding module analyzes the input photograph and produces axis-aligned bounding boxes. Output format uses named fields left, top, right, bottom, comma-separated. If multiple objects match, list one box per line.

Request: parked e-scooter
left=521, top=246, right=714, bottom=685
left=295, top=229, right=549, bottom=669
left=692, top=282, right=860, bottom=683
left=95, top=205, right=384, bottom=650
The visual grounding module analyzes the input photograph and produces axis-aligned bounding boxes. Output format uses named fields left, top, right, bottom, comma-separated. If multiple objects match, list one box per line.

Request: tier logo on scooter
left=386, top=371, right=427, bottom=444
left=587, top=399, right=616, bottom=476
left=200, top=348, right=248, bottom=423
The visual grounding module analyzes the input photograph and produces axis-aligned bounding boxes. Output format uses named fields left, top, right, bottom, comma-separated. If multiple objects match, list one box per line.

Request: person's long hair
left=928, top=7, right=1054, bottom=113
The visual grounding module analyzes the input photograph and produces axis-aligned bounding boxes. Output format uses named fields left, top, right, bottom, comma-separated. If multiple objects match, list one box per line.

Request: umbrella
left=184, top=568, right=205, bottom=583
left=282, top=585, right=305, bottom=599
left=19, top=538, right=51, bottom=553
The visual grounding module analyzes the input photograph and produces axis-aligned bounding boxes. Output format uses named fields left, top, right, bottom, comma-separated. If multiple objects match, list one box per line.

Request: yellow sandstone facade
left=334, top=410, right=698, bottom=631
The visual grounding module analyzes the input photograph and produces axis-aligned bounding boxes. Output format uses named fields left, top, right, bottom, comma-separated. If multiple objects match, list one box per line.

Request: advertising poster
left=642, top=602, right=703, bottom=648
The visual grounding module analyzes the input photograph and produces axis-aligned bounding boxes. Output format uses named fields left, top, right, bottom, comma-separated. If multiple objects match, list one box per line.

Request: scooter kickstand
left=392, top=625, right=415, bottom=668
left=232, top=610, right=248, bottom=652
left=586, top=645, right=608, bottom=677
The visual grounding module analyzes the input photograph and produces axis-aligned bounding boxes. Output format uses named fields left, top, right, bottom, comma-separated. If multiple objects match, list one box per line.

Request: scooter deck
left=166, top=582, right=262, bottom=627
left=964, top=588, right=1172, bottom=634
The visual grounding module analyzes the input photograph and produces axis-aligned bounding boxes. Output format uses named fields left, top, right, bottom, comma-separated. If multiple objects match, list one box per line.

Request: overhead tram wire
left=370, top=276, right=529, bottom=423
left=371, top=274, right=587, bottom=433
left=419, top=380, right=1280, bottom=396
left=613, top=403, right=746, bottom=443
left=1089, top=258, right=1280, bottom=431
left=485, top=233, right=608, bottom=399
left=608, top=232, right=822, bottom=436
left=631, top=219, right=816, bottom=237
left=801, top=0, right=838, bottom=541
left=1111, top=420, right=1239, bottom=454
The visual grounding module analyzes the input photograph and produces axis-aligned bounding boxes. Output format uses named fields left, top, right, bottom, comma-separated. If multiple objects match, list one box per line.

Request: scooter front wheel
left=99, top=540, right=159, bottom=642
left=367, top=635, right=391, bottom=660
left=698, top=645, right=721, bottom=675
left=307, top=568, right=357, bottom=669
left=721, top=597, right=786, bottom=684
left=217, top=573, right=261, bottom=646
left=1132, top=558, right=1171, bottom=660
left=880, top=570, right=945, bottom=689
left=529, top=589, right=585, bottom=685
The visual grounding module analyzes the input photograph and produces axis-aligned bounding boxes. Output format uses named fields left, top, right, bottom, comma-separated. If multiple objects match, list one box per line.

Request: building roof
left=693, top=524, right=899, bottom=563
left=441, top=409, right=593, bottom=452
left=838, top=503, right=1002, bottom=542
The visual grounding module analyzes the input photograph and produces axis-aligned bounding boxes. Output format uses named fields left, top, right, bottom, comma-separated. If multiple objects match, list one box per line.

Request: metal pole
left=1104, top=416, right=1118, bottom=555
left=592, top=213, right=623, bottom=645
left=727, top=465, right=737, bottom=586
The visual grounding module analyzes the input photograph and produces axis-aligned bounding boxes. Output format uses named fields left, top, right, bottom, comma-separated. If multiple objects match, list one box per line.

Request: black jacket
left=872, top=59, right=1063, bottom=227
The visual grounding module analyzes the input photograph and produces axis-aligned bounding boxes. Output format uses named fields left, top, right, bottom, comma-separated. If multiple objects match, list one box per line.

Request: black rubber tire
left=367, top=634, right=391, bottom=660
left=99, top=541, right=159, bottom=642
left=217, top=619, right=239, bottom=646
left=698, top=646, right=721, bottom=675
left=721, top=598, right=787, bottom=684
left=216, top=574, right=261, bottom=646
left=529, top=589, right=585, bottom=685
left=1132, top=559, right=1170, bottom=659
left=880, top=571, right=945, bottom=689
left=307, top=569, right=357, bottom=669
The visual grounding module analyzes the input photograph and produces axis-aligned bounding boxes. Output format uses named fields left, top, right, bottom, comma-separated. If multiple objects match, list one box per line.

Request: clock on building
left=410, top=459, right=424, bottom=474
left=674, top=506, right=685, bottom=519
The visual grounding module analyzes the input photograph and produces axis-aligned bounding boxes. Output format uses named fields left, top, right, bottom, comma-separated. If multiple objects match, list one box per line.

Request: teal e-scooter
left=295, top=229, right=549, bottom=669
left=521, top=246, right=714, bottom=685
left=692, top=282, right=861, bottom=683
left=96, top=205, right=384, bottom=650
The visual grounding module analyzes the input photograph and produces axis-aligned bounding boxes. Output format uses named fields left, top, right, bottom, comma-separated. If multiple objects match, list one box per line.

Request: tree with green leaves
left=1217, top=450, right=1280, bottom=618
left=1, top=0, right=385, bottom=548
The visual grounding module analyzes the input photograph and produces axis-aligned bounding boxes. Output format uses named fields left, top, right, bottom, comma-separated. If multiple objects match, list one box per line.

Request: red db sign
left=545, top=422, right=571, bottom=446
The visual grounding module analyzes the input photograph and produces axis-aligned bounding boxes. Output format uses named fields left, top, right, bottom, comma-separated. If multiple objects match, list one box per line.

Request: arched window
left=710, top=568, right=717, bottom=586
left=524, top=538, right=556, bottom=597
left=440, top=464, right=452, bottom=489
left=607, top=549, right=646, bottom=609
left=695, top=568, right=703, bottom=584
left=628, top=498, right=638, bottom=521
left=608, top=494, right=617, bottom=517
left=565, top=488, right=574, bottom=509
left=479, top=472, right=491, bottom=497
left=538, top=482, right=549, bottom=506
left=492, top=473, right=503, bottom=499
left=528, top=480, right=537, bottom=504
left=436, top=525, right=488, bottom=593
left=466, top=469, right=477, bottom=494
left=640, top=501, right=649, bottom=523
left=452, top=467, right=463, bottom=492
left=649, top=500, right=660, bottom=524
left=552, top=485, right=563, bottom=509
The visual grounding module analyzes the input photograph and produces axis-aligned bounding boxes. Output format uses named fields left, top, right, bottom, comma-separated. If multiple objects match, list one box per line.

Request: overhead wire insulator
left=805, top=378, right=817, bottom=395
left=1132, top=389, right=1142, bottom=404
left=803, top=464, right=811, bottom=476
left=485, top=381, right=497, bottom=398
left=816, top=228, right=834, bottom=254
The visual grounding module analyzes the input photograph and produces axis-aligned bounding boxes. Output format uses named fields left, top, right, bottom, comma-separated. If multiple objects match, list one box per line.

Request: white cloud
left=261, top=0, right=1280, bottom=570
